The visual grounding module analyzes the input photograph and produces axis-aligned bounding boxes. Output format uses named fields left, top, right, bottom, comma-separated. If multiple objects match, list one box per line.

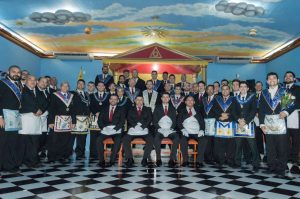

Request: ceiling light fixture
left=141, top=16, right=167, bottom=38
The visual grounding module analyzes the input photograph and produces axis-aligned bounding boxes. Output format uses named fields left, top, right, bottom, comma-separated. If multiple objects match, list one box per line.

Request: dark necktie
left=242, top=97, right=245, bottom=101
left=137, top=107, right=142, bottom=117
left=188, top=108, right=192, bottom=116
left=109, top=106, right=114, bottom=122
left=164, top=106, right=168, bottom=115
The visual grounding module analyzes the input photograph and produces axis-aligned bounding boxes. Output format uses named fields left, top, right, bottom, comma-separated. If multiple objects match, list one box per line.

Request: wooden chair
left=178, top=139, right=198, bottom=163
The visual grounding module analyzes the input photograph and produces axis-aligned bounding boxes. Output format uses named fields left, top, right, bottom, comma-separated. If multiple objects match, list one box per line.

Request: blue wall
left=266, top=47, right=300, bottom=81
left=0, top=36, right=40, bottom=76
left=207, top=63, right=266, bottom=84
left=40, top=59, right=103, bottom=89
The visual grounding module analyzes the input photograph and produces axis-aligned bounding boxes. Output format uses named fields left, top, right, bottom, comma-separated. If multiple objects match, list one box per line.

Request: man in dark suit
left=125, top=78, right=141, bottom=107
left=194, top=81, right=207, bottom=109
left=176, top=74, right=187, bottom=89
left=149, top=70, right=163, bottom=93
left=72, top=79, right=91, bottom=159
left=122, top=96, right=154, bottom=167
left=259, top=72, right=295, bottom=177
left=131, top=69, right=146, bottom=91
left=36, top=77, right=50, bottom=159
left=170, top=85, right=185, bottom=113
left=123, top=69, right=130, bottom=87
left=153, top=92, right=179, bottom=167
left=89, top=81, right=109, bottom=159
left=213, top=81, right=221, bottom=96
left=213, top=85, right=238, bottom=168
left=19, top=75, right=44, bottom=168
left=284, top=71, right=300, bottom=174
left=178, top=96, right=206, bottom=168
left=96, top=94, right=125, bottom=167
left=162, top=71, right=169, bottom=86
left=117, top=87, right=130, bottom=113
left=234, top=81, right=260, bottom=171
left=0, top=65, right=23, bottom=173
left=95, top=65, right=114, bottom=89
left=45, top=76, right=56, bottom=95
left=117, top=75, right=127, bottom=89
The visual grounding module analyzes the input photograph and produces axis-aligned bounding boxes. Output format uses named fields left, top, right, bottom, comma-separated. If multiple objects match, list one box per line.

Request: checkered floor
left=0, top=157, right=300, bottom=199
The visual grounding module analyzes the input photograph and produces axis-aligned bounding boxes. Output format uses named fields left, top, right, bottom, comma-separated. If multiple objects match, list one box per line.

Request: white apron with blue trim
left=235, top=121, right=255, bottom=138
left=204, top=118, right=216, bottom=136
left=3, top=109, right=22, bottom=131
left=215, top=121, right=234, bottom=138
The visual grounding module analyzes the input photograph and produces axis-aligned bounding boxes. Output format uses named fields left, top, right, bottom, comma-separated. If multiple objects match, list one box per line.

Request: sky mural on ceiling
left=0, top=0, right=299, bottom=57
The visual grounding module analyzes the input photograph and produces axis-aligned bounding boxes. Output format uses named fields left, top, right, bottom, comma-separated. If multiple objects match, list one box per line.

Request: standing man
left=87, top=81, right=96, bottom=94
left=177, top=74, right=187, bottom=88
left=122, top=96, right=154, bottom=167
left=19, top=75, right=43, bottom=168
left=213, top=85, right=238, bottom=168
left=143, top=80, right=160, bottom=112
left=178, top=96, right=206, bottom=168
left=259, top=72, right=295, bottom=177
left=213, top=81, right=221, bottom=96
left=95, top=65, right=114, bottom=89
left=21, top=70, right=29, bottom=88
left=96, top=95, right=125, bottom=167
left=132, top=69, right=146, bottom=91
left=153, top=92, right=179, bottom=167
left=48, top=82, right=76, bottom=162
left=170, top=85, right=185, bottom=113
left=125, top=78, right=141, bottom=107
left=72, top=79, right=91, bottom=159
left=194, top=81, right=206, bottom=109
left=150, top=70, right=163, bottom=93
left=0, top=65, right=23, bottom=172
left=284, top=71, right=300, bottom=174
left=234, top=81, right=260, bottom=171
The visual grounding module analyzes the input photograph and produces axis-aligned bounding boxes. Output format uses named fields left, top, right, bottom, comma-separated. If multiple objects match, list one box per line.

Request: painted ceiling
left=0, top=0, right=299, bottom=58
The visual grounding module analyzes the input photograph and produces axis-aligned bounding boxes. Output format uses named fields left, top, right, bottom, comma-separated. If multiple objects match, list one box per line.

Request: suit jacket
left=177, top=107, right=205, bottom=131
left=201, top=96, right=216, bottom=118
left=127, top=106, right=152, bottom=129
left=169, top=95, right=185, bottom=113
left=89, top=92, right=109, bottom=115
left=212, top=95, right=238, bottom=122
left=125, top=87, right=141, bottom=106
left=149, top=79, right=164, bottom=93
left=72, top=90, right=90, bottom=116
left=19, top=86, right=41, bottom=114
left=95, top=74, right=114, bottom=89
left=132, top=78, right=146, bottom=91
left=0, top=78, right=21, bottom=116
left=48, top=92, right=76, bottom=124
left=36, top=87, right=50, bottom=113
left=259, top=87, right=295, bottom=125
left=286, top=83, right=300, bottom=109
left=194, top=92, right=207, bottom=110
left=117, top=96, right=131, bottom=113
left=235, top=93, right=257, bottom=124
left=98, top=105, right=125, bottom=131
left=153, top=104, right=176, bottom=130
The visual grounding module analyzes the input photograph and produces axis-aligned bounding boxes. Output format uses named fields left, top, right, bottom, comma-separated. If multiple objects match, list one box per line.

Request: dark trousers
left=235, top=137, right=259, bottom=167
left=38, top=131, right=48, bottom=154
left=96, top=133, right=122, bottom=163
left=242, top=139, right=252, bottom=163
left=287, top=128, right=300, bottom=164
left=154, top=132, right=179, bottom=161
left=180, top=135, right=207, bottom=163
left=122, top=134, right=154, bottom=160
left=21, top=135, right=40, bottom=167
left=74, top=134, right=87, bottom=157
left=204, top=136, right=214, bottom=162
left=0, top=130, right=23, bottom=171
left=90, top=130, right=100, bottom=158
left=47, top=131, right=74, bottom=161
left=266, top=134, right=288, bottom=173
left=255, top=126, right=265, bottom=155
left=214, top=137, right=236, bottom=165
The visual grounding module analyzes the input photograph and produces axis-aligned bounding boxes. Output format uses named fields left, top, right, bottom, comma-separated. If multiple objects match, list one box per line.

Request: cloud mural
left=215, top=0, right=265, bottom=17
left=29, top=10, right=91, bottom=25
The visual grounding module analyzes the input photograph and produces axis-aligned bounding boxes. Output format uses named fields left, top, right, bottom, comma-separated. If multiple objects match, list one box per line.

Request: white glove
left=181, top=129, right=189, bottom=137
left=198, top=130, right=204, bottom=137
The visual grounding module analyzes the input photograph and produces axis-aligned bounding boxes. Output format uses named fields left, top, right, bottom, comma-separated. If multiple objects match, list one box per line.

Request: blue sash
left=94, top=92, right=108, bottom=104
left=118, top=97, right=128, bottom=107
left=153, top=80, right=161, bottom=91
left=170, top=95, right=184, bottom=109
left=261, top=87, right=285, bottom=111
left=98, top=74, right=112, bottom=85
left=54, top=92, right=74, bottom=107
left=203, top=97, right=214, bottom=115
left=1, top=79, right=21, bottom=103
left=235, top=93, right=255, bottom=107
left=125, top=88, right=139, bottom=103
left=77, top=91, right=90, bottom=106
left=215, top=96, right=233, bottom=112
left=215, top=121, right=235, bottom=138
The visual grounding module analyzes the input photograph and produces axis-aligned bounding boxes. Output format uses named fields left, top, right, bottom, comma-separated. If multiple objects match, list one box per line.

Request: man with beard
left=143, top=80, right=160, bottom=113
left=20, top=70, right=29, bottom=88
left=95, top=65, right=114, bottom=89
left=284, top=71, right=300, bottom=174
left=0, top=65, right=23, bottom=173
left=149, top=70, right=163, bottom=93
left=36, top=77, right=50, bottom=159
left=19, top=75, right=43, bottom=168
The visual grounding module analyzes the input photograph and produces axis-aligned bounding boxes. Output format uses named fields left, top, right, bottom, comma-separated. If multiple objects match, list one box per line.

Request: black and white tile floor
left=0, top=158, right=300, bottom=199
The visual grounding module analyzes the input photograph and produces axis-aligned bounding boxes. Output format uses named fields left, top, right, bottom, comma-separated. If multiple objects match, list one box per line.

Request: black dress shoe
left=141, top=159, right=148, bottom=167
left=195, top=162, right=204, bottom=168
left=290, top=165, right=300, bottom=174
left=182, top=162, right=189, bottom=167
left=253, top=166, right=259, bottom=172
left=156, top=159, right=162, bottom=167
left=98, top=161, right=106, bottom=168
left=275, top=170, right=286, bottom=178
left=126, top=158, right=134, bottom=168
left=168, top=160, right=176, bottom=168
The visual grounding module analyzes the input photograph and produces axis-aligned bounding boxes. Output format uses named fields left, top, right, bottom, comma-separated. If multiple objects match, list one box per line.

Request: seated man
left=153, top=92, right=179, bottom=168
left=122, top=95, right=154, bottom=167
left=178, top=96, right=206, bottom=168
left=96, top=95, right=125, bottom=167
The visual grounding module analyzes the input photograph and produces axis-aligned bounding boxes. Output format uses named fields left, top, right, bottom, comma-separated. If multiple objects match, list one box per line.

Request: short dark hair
left=151, top=70, right=157, bottom=74
left=146, top=80, right=153, bottom=84
left=163, top=71, right=168, bottom=75
left=255, top=81, right=263, bottom=86
left=123, top=69, right=129, bottom=73
left=169, top=74, right=175, bottom=78
left=161, top=92, right=170, bottom=97
left=285, top=71, right=296, bottom=78
left=8, top=65, right=21, bottom=72
left=97, top=81, right=105, bottom=86
left=119, top=75, right=125, bottom=79
left=44, top=75, right=51, bottom=79
left=221, top=79, right=229, bottom=83
left=266, top=72, right=278, bottom=80
left=213, top=81, right=220, bottom=86
left=110, top=94, right=118, bottom=99
left=88, top=81, right=95, bottom=85
left=206, top=84, right=214, bottom=90
left=198, top=80, right=206, bottom=86
left=77, top=79, right=85, bottom=84
left=222, top=84, right=230, bottom=89
left=185, top=95, right=195, bottom=101
left=239, top=81, right=248, bottom=87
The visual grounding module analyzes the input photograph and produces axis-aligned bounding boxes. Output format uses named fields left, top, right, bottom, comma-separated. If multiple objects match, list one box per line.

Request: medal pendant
left=66, top=107, right=70, bottom=111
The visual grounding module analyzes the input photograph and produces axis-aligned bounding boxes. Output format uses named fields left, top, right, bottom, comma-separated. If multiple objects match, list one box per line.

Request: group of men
left=0, top=64, right=299, bottom=179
